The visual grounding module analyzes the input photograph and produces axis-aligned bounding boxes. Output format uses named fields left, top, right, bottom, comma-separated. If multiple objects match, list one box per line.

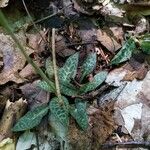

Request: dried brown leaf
left=97, top=29, right=121, bottom=53
left=0, top=99, right=27, bottom=141
left=0, top=33, right=33, bottom=85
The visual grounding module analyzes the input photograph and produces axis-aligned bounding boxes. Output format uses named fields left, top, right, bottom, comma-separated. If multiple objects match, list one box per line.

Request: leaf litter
left=0, top=0, right=150, bottom=150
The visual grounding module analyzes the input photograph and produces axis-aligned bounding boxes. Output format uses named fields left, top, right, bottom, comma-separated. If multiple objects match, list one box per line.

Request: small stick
left=102, top=141, right=150, bottom=149
left=22, top=0, right=48, bottom=43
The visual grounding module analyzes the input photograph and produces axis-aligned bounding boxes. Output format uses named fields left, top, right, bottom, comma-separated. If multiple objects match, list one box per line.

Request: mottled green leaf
left=80, top=53, right=96, bottom=82
left=45, top=58, right=54, bottom=79
left=49, top=113, right=68, bottom=140
left=12, top=105, right=49, bottom=131
left=70, top=99, right=88, bottom=130
left=59, top=52, right=79, bottom=83
left=140, top=37, right=150, bottom=54
left=60, top=83, right=79, bottom=96
left=49, top=96, right=69, bottom=127
left=37, top=80, right=55, bottom=93
left=75, top=98, right=87, bottom=113
left=80, top=71, right=108, bottom=94
left=111, top=38, right=136, bottom=65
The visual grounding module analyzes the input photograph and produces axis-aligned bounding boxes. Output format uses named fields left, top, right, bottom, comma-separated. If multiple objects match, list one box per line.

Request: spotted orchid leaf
left=70, top=99, right=88, bottom=130
left=37, top=80, right=55, bottom=93
left=80, top=52, right=96, bottom=82
left=59, top=52, right=79, bottom=84
left=111, top=38, right=136, bottom=65
left=80, top=71, right=108, bottom=94
left=12, top=105, right=49, bottom=131
left=49, top=96, right=69, bottom=127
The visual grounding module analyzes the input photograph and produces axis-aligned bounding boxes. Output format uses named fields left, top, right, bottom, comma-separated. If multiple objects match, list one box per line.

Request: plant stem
left=0, top=10, right=55, bottom=92
left=51, top=28, right=63, bottom=104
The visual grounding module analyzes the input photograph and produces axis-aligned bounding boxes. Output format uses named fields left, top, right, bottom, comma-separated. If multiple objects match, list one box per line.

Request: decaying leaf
left=88, top=101, right=116, bottom=149
left=0, top=138, right=15, bottom=150
left=120, top=103, right=143, bottom=134
left=20, top=81, right=50, bottom=109
left=0, top=99, right=27, bottom=141
left=0, top=33, right=33, bottom=85
left=97, top=29, right=121, bottom=53
left=16, top=130, right=60, bottom=150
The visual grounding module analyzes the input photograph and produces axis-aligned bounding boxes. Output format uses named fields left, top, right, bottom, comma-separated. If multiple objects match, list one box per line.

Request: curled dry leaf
left=0, top=33, right=33, bottom=85
left=97, top=29, right=121, bottom=53
left=0, top=98, right=27, bottom=141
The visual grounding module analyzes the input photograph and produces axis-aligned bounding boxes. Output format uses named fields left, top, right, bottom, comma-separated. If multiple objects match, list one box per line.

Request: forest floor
left=0, top=0, right=150, bottom=150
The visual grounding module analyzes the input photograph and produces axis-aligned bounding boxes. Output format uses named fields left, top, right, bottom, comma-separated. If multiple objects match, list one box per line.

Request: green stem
left=0, top=10, right=55, bottom=92
left=51, top=28, right=63, bottom=104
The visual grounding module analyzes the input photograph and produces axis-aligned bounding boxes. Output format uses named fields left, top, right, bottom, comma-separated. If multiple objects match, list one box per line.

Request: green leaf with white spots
left=70, top=99, right=88, bottom=130
left=49, top=96, right=69, bottom=127
left=49, top=113, right=68, bottom=141
left=37, top=80, right=56, bottom=93
left=12, top=105, right=49, bottom=131
left=80, top=52, right=96, bottom=82
left=75, top=98, right=87, bottom=113
left=80, top=71, right=108, bottom=94
left=111, top=38, right=136, bottom=65
left=60, top=83, right=79, bottom=96
left=59, top=52, right=79, bottom=83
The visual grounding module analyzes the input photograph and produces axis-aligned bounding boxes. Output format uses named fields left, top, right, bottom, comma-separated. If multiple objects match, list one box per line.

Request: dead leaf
left=0, top=99, right=27, bottom=141
left=55, top=35, right=76, bottom=57
left=20, top=81, right=49, bottom=109
left=26, top=32, right=47, bottom=53
left=88, top=101, right=116, bottom=148
left=0, top=138, right=15, bottom=150
left=97, top=29, right=121, bottom=53
left=0, top=33, right=33, bottom=85
left=120, top=103, right=143, bottom=134
left=19, top=61, right=42, bottom=80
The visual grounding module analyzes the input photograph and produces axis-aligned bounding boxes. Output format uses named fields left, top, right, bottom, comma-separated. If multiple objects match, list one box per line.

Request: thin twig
left=22, top=0, right=48, bottom=43
left=0, top=11, right=55, bottom=92
left=102, top=141, right=150, bottom=149
left=51, top=28, right=63, bottom=104
left=34, top=3, right=72, bottom=24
